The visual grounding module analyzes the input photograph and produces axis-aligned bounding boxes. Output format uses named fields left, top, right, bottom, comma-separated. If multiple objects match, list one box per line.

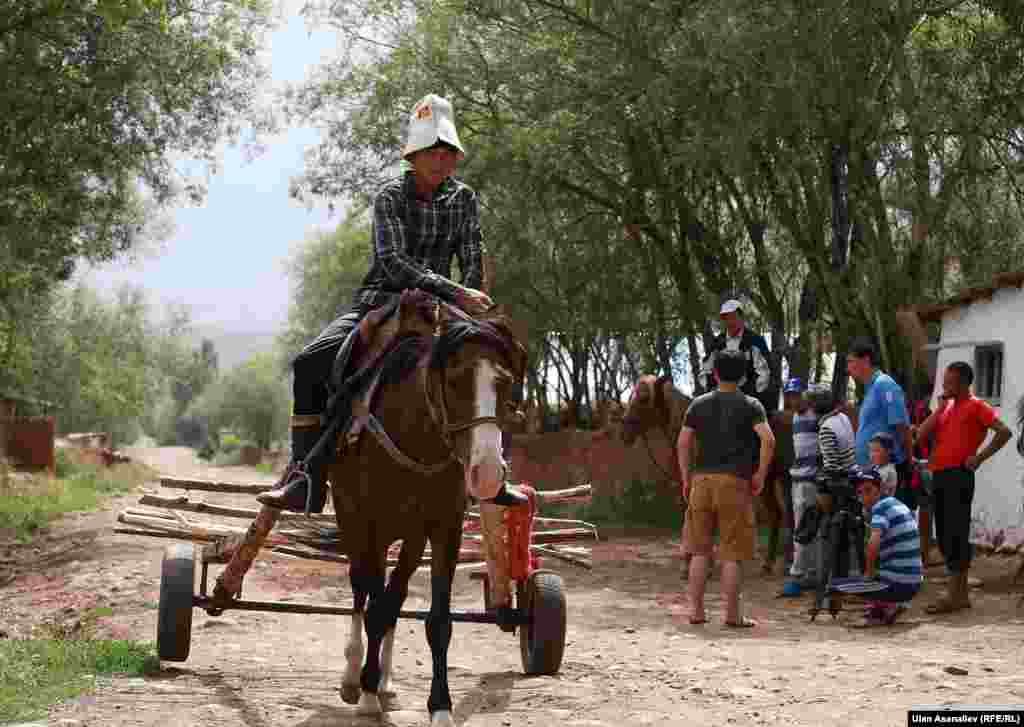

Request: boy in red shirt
left=914, top=362, right=1012, bottom=614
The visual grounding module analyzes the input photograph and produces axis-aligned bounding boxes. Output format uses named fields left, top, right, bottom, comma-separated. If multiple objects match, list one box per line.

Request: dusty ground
left=3, top=446, right=1024, bottom=727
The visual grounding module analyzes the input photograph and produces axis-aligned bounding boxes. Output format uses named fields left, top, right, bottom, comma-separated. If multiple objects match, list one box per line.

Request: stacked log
left=119, top=479, right=597, bottom=572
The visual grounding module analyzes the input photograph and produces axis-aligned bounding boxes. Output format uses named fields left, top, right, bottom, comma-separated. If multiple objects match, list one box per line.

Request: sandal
left=689, top=616, right=707, bottom=625
left=852, top=615, right=889, bottom=629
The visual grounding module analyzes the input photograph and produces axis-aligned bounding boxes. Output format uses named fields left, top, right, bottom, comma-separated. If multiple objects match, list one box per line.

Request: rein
left=364, top=306, right=517, bottom=478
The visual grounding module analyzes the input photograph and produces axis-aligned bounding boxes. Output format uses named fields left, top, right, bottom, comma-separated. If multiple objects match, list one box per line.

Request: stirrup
left=256, top=464, right=327, bottom=514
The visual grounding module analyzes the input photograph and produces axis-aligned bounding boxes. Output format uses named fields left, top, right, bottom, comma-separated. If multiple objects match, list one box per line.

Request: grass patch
left=0, top=454, right=154, bottom=541
left=0, top=637, right=158, bottom=723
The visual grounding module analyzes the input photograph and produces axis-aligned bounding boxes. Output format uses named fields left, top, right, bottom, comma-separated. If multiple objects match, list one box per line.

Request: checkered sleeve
left=457, top=190, right=485, bottom=291
left=373, top=187, right=435, bottom=293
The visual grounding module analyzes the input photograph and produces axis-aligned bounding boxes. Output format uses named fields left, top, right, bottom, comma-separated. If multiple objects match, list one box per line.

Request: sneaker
left=779, top=581, right=802, bottom=597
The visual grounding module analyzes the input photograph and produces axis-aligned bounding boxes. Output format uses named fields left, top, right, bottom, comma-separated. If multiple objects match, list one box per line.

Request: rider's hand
left=456, top=287, right=494, bottom=316
left=964, top=455, right=981, bottom=471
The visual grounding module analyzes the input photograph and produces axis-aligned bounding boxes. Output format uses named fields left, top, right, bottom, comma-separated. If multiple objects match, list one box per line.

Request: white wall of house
left=931, top=285, right=1024, bottom=531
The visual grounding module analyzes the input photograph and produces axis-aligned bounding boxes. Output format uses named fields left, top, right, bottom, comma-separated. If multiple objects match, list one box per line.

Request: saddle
left=326, top=290, right=439, bottom=458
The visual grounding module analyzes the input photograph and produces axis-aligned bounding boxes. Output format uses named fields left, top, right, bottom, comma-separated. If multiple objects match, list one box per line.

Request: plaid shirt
left=353, top=172, right=486, bottom=311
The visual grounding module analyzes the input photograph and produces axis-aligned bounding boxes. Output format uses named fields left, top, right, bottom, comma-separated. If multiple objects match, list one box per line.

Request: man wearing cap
left=851, top=463, right=922, bottom=626
left=698, top=300, right=774, bottom=414
left=259, top=93, right=510, bottom=513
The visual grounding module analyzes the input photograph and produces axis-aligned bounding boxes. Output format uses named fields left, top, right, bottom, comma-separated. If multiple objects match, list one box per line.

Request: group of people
left=681, top=303, right=1014, bottom=627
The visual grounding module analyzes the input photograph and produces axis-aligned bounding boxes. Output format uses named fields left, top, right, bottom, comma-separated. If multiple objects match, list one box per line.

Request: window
left=974, top=344, right=1004, bottom=403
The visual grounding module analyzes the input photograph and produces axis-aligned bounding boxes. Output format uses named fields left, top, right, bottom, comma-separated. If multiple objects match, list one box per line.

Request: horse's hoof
left=431, top=709, right=456, bottom=726
left=356, top=692, right=382, bottom=715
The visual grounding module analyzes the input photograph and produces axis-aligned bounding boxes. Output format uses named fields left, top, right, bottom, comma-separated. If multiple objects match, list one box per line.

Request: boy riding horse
left=259, top=94, right=525, bottom=513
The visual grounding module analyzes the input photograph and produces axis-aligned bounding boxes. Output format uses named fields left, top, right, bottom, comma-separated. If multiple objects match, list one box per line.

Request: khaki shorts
left=686, top=472, right=756, bottom=562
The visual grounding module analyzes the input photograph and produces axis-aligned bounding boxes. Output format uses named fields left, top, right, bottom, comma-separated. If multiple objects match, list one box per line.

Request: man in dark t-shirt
left=679, top=349, right=776, bottom=627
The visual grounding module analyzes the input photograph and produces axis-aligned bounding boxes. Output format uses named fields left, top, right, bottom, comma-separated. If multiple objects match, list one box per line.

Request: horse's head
left=429, top=304, right=527, bottom=501
left=621, top=375, right=660, bottom=445
left=621, top=374, right=691, bottom=446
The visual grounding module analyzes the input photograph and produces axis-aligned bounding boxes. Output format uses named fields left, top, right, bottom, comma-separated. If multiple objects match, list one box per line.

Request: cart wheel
left=157, top=543, right=195, bottom=662
left=519, top=571, right=566, bottom=676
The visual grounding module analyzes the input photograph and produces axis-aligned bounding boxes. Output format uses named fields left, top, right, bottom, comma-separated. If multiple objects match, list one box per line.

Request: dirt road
left=3, top=447, right=1024, bottom=726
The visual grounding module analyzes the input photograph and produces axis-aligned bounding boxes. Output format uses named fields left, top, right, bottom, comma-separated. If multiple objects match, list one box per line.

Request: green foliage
left=293, top=0, right=1024, bottom=402
left=192, top=353, right=289, bottom=450
left=280, top=215, right=373, bottom=362
left=0, top=0, right=272, bottom=288
left=0, top=638, right=158, bottom=723
left=14, top=283, right=216, bottom=448
left=0, top=0, right=271, bottom=410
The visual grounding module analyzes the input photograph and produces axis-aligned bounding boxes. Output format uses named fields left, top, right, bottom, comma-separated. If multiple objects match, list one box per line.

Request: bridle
left=365, top=305, right=523, bottom=479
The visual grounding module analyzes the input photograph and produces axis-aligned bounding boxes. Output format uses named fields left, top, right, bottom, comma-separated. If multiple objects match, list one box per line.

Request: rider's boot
left=257, top=415, right=329, bottom=514
left=481, top=481, right=529, bottom=507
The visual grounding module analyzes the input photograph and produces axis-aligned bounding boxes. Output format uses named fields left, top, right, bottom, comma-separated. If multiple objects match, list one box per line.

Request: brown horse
left=620, top=375, right=786, bottom=574
left=327, top=294, right=526, bottom=726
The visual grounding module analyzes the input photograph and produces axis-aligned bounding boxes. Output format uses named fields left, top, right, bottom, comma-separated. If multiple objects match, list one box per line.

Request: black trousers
left=893, top=459, right=918, bottom=512
left=292, top=311, right=362, bottom=417
left=932, top=467, right=976, bottom=573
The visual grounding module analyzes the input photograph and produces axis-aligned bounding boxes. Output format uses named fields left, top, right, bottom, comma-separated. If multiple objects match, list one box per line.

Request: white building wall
left=933, top=285, right=1024, bottom=531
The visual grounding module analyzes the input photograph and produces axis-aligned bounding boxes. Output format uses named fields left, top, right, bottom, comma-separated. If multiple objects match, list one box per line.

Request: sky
left=86, top=1, right=345, bottom=335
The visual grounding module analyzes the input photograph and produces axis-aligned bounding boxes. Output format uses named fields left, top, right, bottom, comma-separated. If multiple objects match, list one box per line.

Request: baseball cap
left=719, top=299, right=743, bottom=315
left=402, top=94, right=466, bottom=159
left=783, top=377, right=806, bottom=394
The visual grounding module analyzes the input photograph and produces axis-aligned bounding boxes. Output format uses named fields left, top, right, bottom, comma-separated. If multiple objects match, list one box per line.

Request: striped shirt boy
left=819, top=411, right=855, bottom=476
left=790, top=411, right=819, bottom=485
left=871, top=496, right=923, bottom=587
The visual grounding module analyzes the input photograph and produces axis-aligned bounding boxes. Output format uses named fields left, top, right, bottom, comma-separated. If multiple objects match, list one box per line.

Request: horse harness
left=349, top=303, right=517, bottom=477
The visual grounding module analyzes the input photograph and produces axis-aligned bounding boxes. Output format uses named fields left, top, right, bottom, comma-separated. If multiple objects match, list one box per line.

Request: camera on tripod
left=806, top=470, right=869, bottom=620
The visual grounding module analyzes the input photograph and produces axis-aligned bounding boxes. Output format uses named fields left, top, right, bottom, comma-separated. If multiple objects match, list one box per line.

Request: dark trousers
left=868, top=581, right=920, bottom=603
left=292, top=311, right=362, bottom=417
left=892, top=459, right=918, bottom=512
left=932, top=467, right=976, bottom=573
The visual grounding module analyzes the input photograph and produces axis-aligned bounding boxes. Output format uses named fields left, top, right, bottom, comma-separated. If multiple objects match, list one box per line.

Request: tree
left=0, top=0, right=272, bottom=397
left=280, top=214, right=373, bottom=362
left=291, top=0, right=1024, bottom=408
left=194, top=353, right=289, bottom=450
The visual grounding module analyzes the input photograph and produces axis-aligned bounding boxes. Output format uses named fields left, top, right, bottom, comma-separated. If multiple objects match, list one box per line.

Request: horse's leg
left=425, top=527, right=460, bottom=726
left=340, top=581, right=367, bottom=705
left=355, top=555, right=387, bottom=715
left=378, top=536, right=428, bottom=697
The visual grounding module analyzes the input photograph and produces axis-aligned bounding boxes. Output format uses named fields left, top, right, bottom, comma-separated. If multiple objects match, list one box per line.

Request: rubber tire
left=157, top=543, right=196, bottom=662
left=519, top=571, right=566, bottom=676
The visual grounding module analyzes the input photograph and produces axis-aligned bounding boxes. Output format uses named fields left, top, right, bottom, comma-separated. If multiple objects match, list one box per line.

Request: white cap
left=719, top=299, right=743, bottom=315
left=402, top=94, right=465, bottom=159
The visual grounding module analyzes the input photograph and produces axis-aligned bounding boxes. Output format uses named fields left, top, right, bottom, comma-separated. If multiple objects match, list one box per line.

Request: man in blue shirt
left=846, top=338, right=915, bottom=509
